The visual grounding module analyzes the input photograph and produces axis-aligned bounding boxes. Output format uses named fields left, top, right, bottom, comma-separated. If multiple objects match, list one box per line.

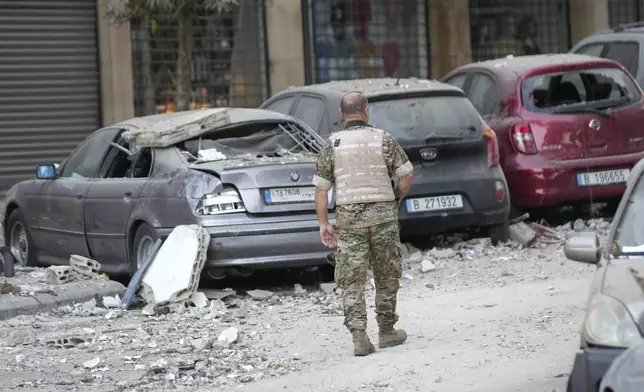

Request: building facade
left=0, top=0, right=631, bottom=195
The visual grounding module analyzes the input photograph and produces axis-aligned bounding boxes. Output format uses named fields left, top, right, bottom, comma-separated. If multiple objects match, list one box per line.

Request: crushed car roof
left=464, top=53, right=621, bottom=76
left=118, top=108, right=297, bottom=148
left=288, top=77, right=463, bottom=97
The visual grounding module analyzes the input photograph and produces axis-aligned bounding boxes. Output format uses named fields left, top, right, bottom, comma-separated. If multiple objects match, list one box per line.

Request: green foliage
left=105, top=0, right=238, bottom=23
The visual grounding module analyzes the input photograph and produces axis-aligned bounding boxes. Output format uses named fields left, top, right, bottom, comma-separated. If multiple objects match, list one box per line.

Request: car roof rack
left=613, top=21, right=644, bottom=32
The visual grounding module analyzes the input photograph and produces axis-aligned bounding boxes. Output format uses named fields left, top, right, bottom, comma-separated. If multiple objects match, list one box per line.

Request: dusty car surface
left=563, top=156, right=644, bottom=392
left=2, top=108, right=333, bottom=279
left=260, top=78, right=511, bottom=243
left=441, top=54, right=644, bottom=215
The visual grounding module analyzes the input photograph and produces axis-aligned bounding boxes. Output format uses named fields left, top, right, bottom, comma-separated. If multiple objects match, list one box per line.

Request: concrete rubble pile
left=0, top=278, right=344, bottom=391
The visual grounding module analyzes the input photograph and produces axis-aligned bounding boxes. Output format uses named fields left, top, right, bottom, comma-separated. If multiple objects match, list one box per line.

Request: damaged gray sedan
left=2, top=108, right=334, bottom=279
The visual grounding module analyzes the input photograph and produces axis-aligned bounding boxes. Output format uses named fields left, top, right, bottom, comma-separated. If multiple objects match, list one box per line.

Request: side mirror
left=36, top=164, right=57, bottom=180
left=564, top=232, right=601, bottom=264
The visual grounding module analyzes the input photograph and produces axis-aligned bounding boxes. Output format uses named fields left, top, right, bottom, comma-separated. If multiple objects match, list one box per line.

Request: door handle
left=75, top=193, right=83, bottom=200
left=124, top=191, right=133, bottom=197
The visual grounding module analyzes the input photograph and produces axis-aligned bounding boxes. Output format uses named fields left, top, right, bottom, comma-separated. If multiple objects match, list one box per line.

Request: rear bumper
left=505, top=153, right=644, bottom=208
left=568, top=346, right=624, bottom=392
left=156, top=219, right=333, bottom=270
left=398, top=168, right=510, bottom=236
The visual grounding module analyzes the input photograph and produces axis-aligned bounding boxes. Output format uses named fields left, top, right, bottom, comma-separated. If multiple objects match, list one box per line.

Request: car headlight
left=198, top=187, right=245, bottom=215
left=584, top=292, right=642, bottom=348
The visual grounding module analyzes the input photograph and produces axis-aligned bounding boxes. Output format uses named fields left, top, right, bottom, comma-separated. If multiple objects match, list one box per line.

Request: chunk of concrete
left=102, top=295, right=122, bottom=309
left=45, top=266, right=75, bottom=285
left=247, top=289, right=273, bottom=301
left=191, top=292, right=209, bottom=308
left=69, top=255, right=101, bottom=278
left=508, top=222, right=537, bottom=248
left=141, top=225, right=210, bottom=305
left=217, top=327, right=238, bottom=348
left=421, top=260, right=437, bottom=273
left=320, top=283, right=336, bottom=294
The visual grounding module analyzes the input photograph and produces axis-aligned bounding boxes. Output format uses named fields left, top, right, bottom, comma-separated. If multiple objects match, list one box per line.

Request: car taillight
left=484, top=127, right=500, bottom=167
left=510, top=122, right=537, bottom=154
left=495, top=180, right=505, bottom=202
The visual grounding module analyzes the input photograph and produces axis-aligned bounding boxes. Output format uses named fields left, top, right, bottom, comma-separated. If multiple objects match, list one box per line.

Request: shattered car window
left=614, top=175, right=644, bottom=255
left=178, top=121, right=323, bottom=163
left=521, top=67, right=639, bottom=114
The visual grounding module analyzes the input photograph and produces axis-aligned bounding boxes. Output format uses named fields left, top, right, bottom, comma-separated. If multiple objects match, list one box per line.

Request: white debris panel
left=122, top=109, right=231, bottom=148
left=140, top=225, right=210, bottom=306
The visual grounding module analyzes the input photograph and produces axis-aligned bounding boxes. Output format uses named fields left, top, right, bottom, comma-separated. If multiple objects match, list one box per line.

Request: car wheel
left=6, top=209, right=37, bottom=267
left=488, top=221, right=509, bottom=246
left=131, top=223, right=159, bottom=274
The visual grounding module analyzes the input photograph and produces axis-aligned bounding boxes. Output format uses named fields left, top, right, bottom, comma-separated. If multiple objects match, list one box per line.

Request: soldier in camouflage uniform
left=312, top=91, right=414, bottom=356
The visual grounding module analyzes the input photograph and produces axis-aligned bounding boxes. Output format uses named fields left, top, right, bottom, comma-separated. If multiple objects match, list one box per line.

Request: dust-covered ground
left=0, top=219, right=607, bottom=392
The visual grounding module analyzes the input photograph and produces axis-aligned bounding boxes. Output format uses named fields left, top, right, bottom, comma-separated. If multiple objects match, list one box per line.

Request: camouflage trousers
left=334, top=220, right=403, bottom=332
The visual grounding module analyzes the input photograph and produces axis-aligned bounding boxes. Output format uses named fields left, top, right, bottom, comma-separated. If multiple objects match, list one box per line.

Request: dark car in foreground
left=3, top=108, right=333, bottom=280
left=260, top=78, right=510, bottom=243
left=563, top=156, right=644, bottom=391
left=441, top=54, right=644, bottom=214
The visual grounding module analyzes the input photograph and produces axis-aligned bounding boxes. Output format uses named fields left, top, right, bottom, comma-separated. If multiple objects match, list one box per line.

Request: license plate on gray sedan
left=264, top=187, right=315, bottom=204
left=405, top=195, right=464, bottom=213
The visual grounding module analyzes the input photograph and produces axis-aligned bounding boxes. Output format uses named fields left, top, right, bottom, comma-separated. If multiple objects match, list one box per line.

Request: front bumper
left=568, top=346, right=625, bottom=392
left=156, top=219, right=333, bottom=270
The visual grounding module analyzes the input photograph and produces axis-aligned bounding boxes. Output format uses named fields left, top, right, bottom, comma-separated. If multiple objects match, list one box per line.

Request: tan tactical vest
left=331, top=126, right=395, bottom=205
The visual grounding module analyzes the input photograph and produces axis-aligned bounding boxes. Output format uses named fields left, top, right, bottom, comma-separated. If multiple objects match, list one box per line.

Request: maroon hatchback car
left=442, top=54, right=644, bottom=213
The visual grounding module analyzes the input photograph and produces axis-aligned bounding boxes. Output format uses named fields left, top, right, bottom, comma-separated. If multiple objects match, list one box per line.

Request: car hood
left=603, top=259, right=644, bottom=328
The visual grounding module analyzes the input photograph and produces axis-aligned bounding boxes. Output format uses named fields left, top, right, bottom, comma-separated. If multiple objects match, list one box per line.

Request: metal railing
left=469, top=0, right=570, bottom=62
left=130, top=0, right=268, bottom=117
left=308, top=0, right=429, bottom=84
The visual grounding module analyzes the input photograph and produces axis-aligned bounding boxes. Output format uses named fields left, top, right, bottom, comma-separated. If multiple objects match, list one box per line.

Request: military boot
left=352, top=330, right=376, bottom=356
left=378, top=328, right=407, bottom=348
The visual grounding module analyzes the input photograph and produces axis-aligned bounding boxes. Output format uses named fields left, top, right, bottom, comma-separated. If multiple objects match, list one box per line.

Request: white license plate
left=405, top=194, right=464, bottom=213
left=264, top=187, right=315, bottom=204
left=576, top=169, right=630, bottom=187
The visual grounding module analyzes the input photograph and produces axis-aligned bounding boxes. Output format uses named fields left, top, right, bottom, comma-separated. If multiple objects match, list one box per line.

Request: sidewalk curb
left=0, top=279, right=126, bottom=321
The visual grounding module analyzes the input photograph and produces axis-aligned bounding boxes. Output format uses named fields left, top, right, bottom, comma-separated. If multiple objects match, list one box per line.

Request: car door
left=291, top=94, right=327, bottom=135
left=83, top=138, right=152, bottom=270
left=35, top=127, right=121, bottom=261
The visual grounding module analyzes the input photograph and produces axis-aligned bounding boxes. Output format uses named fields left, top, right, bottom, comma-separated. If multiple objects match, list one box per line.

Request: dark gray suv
left=260, top=78, right=511, bottom=243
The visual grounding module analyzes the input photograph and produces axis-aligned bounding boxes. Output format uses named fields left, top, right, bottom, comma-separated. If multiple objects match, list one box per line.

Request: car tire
left=6, top=208, right=37, bottom=267
left=488, top=221, right=509, bottom=246
left=131, top=223, right=159, bottom=275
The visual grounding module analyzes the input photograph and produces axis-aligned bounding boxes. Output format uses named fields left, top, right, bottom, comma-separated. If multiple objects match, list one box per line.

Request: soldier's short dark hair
left=340, top=91, right=368, bottom=116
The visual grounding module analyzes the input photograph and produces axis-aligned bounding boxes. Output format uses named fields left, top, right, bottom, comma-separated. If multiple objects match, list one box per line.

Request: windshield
left=614, top=173, right=644, bottom=255
left=521, top=67, right=640, bottom=113
left=368, top=96, right=482, bottom=140
left=178, top=121, right=322, bottom=163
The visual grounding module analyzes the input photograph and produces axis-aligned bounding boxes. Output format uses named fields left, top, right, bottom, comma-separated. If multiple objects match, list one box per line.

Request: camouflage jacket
left=312, top=122, right=413, bottom=229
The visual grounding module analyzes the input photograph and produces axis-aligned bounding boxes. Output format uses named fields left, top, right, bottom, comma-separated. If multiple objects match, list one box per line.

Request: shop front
left=309, top=0, right=429, bottom=83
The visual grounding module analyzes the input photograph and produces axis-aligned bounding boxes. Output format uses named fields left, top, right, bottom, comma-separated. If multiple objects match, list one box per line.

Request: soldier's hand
left=319, top=224, right=337, bottom=248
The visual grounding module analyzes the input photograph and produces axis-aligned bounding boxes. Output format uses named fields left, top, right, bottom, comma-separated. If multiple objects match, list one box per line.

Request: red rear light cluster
left=483, top=127, right=500, bottom=167
left=510, top=122, right=537, bottom=154
left=495, top=180, right=505, bottom=202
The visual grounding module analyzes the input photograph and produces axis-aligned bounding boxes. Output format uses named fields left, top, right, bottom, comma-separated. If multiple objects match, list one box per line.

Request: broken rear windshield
left=521, top=67, right=640, bottom=114
left=368, top=96, right=482, bottom=140
left=178, top=121, right=323, bottom=163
